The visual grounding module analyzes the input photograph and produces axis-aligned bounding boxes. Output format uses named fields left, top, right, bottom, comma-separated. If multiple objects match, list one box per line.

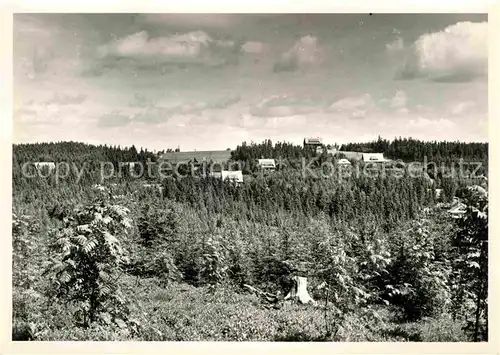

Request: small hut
left=221, top=170, right=244, bottom=184
left=257, top=159, right=276, bottom=171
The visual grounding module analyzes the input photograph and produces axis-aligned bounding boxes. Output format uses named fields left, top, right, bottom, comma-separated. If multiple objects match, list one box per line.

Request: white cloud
left=14, top=100, right=89, bottom=126
left=249, top=95, right=322, bottom=117
left=129, top=93, right=155, bottom=108
left=351, top=109, right=367, bottom=119
left=140, top=14, right=241, bottom=29
left=164, top=95, right=241, bottom=114
left=14, top=14, right=56, bottom=39
left=103, top=30, right=205, bottom=58
left=449, top=101, right=477, bottom=115
left=14, top=106, right=53, bottom=125
left=45, top=92, right=87, bottom=106
left=209, top=95, right=241, bottom=109
left=14, top=15, right=84, bottom=82
left=408, top=117, right=454, bottom=130
left=386, top=37, right=404, bottom=52
left=98, top=111, right=132, bottom=127
left=169, top=31, right=213, bottom=45
left=274, top=36, right=325, bottom=72
left=379, top=90, right=409, bottom=115
left=241, top=41, right=266, bottom=54
left=99, top=30, right=237, bottom=67
left=415, top=104, right=431, bottom=113
left=250, top=105, right=316, bottom=117
left=14, top=92, right=88, bottom=127
left=327, top=94, right=377, bottom=119
left=216, top=40, right=235, bottom=47
left=402, top=21, right=487, bottom=81
left=120, top=95, right=242, bottom=126
left=242, top=114, right=309, bottom=131
left=329, top=94, right=374, bottom=112
left=390, top=90, right=407, bottom=109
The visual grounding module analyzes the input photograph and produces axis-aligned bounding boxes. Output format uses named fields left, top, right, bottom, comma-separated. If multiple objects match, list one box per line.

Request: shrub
left=12, top=213, right=46, bottom=340
left=450, top=190, right=488, bottom=341
left=199, top=235, right=229, bottom=288
left=385, top=218, right=452, bottom=321
left=44, top=191, right=132, bottom=328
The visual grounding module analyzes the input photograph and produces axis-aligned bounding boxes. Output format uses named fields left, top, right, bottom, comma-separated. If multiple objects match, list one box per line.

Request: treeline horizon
left=13, top=138, right=488, bottom=191
left=13, top=136, right=488, bottom=161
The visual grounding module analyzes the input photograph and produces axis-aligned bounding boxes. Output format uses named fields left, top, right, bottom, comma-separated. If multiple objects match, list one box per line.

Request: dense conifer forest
left=12, top=138, right=488, bottom=341
left=341, top=136, right=488, bottom=165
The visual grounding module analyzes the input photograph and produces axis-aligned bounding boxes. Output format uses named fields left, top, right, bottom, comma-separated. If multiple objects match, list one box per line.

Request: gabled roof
left=304, top=137, right=323, bottom=145
left=362, top=153, right=386, bottom=162
left=257, top=158, right=275, bottom=164
left=337, top=158, right=351, bottom=165
left=257, top=159, right=276, bottom=168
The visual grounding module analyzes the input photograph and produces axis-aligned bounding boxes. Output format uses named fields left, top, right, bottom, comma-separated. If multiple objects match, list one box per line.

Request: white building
left=221, top=170, right=244, bottom=183
left=257, top=159, right=276, bottom=170
left=337, top=158, right=352, bottom=166
left=361, top=153, right=386, bottom=163
left=303, top=137, right=323, bottom=148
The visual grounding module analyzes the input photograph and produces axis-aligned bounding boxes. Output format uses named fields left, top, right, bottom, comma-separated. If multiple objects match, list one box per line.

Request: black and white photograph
left=8, top=9, right=492, bottom=345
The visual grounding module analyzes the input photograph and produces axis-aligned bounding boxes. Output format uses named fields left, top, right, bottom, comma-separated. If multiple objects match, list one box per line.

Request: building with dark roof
left=303, top=137, right=323, bottom=148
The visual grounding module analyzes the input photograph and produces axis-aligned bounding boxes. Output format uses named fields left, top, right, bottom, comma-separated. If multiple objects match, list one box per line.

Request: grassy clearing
left=161, top=150, right=232, bottom=163
left=27, top=277, right=467, bottom=342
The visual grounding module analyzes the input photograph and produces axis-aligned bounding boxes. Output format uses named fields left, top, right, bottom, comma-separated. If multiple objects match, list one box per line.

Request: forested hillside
left=13, top=142, right=157, bottom=164
left=341, top=136, right=488, bottom=164
left=12, top=139, right=488, bottom=341
left=230, top=137, right=488, bottom=176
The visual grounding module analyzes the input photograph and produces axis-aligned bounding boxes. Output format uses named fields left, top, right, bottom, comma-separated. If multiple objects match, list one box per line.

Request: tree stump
left=284, top=275, right=316, bottom=305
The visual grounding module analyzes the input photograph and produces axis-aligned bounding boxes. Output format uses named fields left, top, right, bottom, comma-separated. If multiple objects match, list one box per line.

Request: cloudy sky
left=13, top=13, right=488, bottom=151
